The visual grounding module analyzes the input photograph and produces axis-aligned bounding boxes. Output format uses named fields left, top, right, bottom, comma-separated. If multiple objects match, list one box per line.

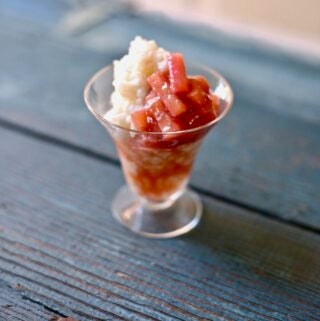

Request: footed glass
left=84, top=63, right=233, bottom=238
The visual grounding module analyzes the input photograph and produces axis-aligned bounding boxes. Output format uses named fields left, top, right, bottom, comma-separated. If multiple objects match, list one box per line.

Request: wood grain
left=0, top=128, right=320, bottom=321
left=0, top=280, right=59, bottom=321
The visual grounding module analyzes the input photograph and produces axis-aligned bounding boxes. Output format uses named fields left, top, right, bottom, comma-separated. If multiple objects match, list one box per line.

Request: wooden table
left=1, top=1, right=320, bottom=320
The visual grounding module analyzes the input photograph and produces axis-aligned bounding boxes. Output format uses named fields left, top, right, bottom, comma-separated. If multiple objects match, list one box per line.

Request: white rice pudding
left=105, top=36, right=169, bottom=128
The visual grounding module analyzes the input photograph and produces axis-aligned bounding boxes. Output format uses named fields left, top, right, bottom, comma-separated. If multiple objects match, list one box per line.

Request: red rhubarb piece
left=147, top=71, right=187, bottom=117
left=168, top=52, right=189, bottom=93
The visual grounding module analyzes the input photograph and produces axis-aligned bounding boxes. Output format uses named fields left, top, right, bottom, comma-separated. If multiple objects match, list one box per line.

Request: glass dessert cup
left=84, top=63, right=233, bottom=238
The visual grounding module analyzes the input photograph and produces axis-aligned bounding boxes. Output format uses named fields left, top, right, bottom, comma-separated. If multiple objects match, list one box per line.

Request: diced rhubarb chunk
left=147, top=71, right=187, bottom=117
left=189, top=75, right=210, bottom=92
left=133, top=60, right=216, bottom=135
left=180, top=107, right=215, bottom=129
left=187, top=78, right=210, bottom=106
left=158, top=113, right=182, bottom=132
left=168, top=53, right=189, bottom=93
left=131, top=108, right=159, bottom=132
left=131, top=108, right=151, bottom=131
left=146, top=96, right=166, bottom=118
left=187, top=89, right=206, bottom=105
left=146, top=96, right=182, bottom=132
left=187, top=87, right=208, bottom=106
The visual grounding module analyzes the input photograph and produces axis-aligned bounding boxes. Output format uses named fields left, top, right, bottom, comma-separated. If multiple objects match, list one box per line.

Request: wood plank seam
left=0, top=296, right=57, bottom=321
left=1, top=268, right=131, bottom=321
left=0, top=280, right=59, bottom=320
left=0, top=297, right=55, bottom=321
left=22, top=289, right=119, bottom=321
left=20, top=295, right=67, bottom=318
left=0, top=116, right=319, bottom=237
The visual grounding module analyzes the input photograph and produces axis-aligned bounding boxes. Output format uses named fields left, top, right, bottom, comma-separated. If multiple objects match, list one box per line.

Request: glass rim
left=83, top=63, right=234, bottom=135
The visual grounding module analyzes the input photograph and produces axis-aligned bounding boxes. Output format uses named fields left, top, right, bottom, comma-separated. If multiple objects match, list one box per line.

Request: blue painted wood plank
left=0, top=127, right=320, bottom=320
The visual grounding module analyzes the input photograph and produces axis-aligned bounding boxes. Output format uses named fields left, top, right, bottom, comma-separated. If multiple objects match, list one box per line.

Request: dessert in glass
left=84, top=37, right=233, bottom=238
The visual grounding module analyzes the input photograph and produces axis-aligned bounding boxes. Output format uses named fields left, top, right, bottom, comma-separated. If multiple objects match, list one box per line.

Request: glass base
left=111, top=186, right=202, bottom=238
